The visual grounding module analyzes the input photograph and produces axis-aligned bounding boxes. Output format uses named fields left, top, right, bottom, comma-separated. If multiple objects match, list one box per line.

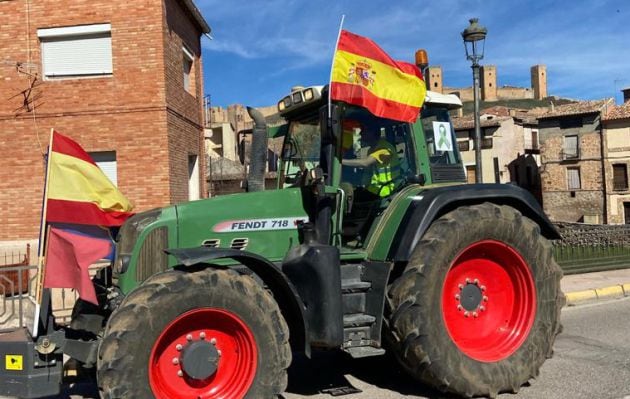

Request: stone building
left=480, top=65, right=497, bottom=101
left=531, top=65, right=547, bottom=100
left=538, top=99, right=613, bottom=223
left=205, top=104, right=283, bottom=196
left=452, top=106, right=541, bottom=198
left=427, top=64, right=547, bottom=102
left=602, top=99, right=630, bottom=224
left=0, top=0, right=210, bottom=246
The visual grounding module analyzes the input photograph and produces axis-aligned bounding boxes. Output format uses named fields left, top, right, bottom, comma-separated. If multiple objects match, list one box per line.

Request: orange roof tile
left=603, top=102, right=630, bottom=121
left=537, top=99, right=612, bottom=119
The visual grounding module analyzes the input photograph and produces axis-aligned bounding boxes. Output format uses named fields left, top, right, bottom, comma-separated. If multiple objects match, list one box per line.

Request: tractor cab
left=276, top=85, right=465, bottom=247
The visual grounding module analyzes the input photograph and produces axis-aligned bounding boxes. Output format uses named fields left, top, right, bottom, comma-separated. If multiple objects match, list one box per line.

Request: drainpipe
left=246, top=107, right=267, bottom=192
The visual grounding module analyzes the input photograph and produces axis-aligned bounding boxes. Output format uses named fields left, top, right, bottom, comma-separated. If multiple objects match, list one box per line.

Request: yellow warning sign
left=5, top=354, right=23, bottom=371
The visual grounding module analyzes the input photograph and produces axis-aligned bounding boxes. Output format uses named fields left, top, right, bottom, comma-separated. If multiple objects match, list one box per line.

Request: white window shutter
left=39, top=24, right=112, bottom=78
left=90, top=151, right=118, bottom=186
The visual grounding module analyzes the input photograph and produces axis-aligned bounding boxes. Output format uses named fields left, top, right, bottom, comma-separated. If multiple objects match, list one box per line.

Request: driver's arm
left=343, top=156, right=377, bottom=168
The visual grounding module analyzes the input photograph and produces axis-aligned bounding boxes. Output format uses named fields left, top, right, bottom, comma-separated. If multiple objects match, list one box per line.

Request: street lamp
left=462, top=18, right=487, bottom=184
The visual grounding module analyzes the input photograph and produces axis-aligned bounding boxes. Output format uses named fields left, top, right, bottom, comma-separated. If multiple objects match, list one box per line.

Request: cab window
left=341, top=107, right=416, bottom=190
left=280, top=117, right=321, bottom=187
left=421, top=106, right=461, bottom=165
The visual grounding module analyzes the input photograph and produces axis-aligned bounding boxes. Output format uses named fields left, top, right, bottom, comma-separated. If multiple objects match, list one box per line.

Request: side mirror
left=408, top=174, right=426, bottom=186
left=282, top=139, right=298, bottom=160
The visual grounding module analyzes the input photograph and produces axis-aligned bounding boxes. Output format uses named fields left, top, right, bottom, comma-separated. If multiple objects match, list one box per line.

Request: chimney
left=623, top=87, right=630, bottom=103
left=549, top=100, right=555, bottom=113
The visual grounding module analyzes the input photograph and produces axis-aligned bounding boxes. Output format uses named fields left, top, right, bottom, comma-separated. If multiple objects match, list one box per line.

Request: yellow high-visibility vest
left=367, top=140, right=401, bottom=197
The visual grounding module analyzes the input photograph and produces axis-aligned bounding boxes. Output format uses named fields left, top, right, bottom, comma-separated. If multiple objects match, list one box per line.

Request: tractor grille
left=135, top=227, right=169, bottom=282
left=202, top=239, right=221, bottom=248
left=431, top=164, right=466, bottom=183
left=230, top=238, right=249, bottom=250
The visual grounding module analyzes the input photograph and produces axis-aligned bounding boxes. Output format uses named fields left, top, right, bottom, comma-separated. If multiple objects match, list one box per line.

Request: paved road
left=284, top=297, right=630, bottom=399
left=16, top=297, right=630, bottom=399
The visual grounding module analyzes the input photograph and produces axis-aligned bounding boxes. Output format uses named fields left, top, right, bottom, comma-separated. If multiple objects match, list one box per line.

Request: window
left=567, top=167, right=581, bottom=190
left=525, top=129, right=538, bottom=150
left=421, top=106, right=462, bottom=166
left=38, top=24, right=112, bottom=79
left=457, top=140, right=470, bottom=152
left=188, top=155, right=200, bottom=200
left=183, top=46, right=195, bottom=95
left=563, top=135, right=579, bottom=159
left=267, top=149, right=279, bottom=172
left=89, top=151, right=117, bottom=186
left=613, top=164, right=628, bottom=191
left=481, top=137, right=493, bottom=149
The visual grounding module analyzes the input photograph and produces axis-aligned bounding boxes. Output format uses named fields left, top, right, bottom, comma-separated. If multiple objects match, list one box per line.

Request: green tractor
left=0, top=85, right=563, bottom=399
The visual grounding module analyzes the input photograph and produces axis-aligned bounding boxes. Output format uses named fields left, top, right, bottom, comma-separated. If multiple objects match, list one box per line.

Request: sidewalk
left=561, top=268, right=630, bottom=305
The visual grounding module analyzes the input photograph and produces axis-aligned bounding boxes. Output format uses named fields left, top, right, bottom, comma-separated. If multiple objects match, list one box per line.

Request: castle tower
left=531, top=65, right=547, bottom=100
left=480, top=65, right=497, bottom=101
left=426, top=66, right=443, bottom=93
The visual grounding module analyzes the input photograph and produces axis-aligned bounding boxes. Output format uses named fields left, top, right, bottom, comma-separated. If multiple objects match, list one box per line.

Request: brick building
left=538, top=99, right=613, bottom=223
left=0, top=0, right=210, bottom=245
left=602, top=99, right=630, bottom=224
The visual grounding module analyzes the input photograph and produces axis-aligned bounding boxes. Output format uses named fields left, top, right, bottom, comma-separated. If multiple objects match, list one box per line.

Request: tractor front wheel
left=385, top=203, right=564, bottom=398
left=97, top=268, right=291, bottom=399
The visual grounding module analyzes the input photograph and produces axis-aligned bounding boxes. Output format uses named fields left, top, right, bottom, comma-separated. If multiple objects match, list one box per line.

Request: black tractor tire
left=385, top=203, right=564, bottom=398
left=97, top=267, right=291, bottom=399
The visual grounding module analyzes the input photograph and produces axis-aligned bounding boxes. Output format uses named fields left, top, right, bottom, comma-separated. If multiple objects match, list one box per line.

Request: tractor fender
left=165, top=247, right=310, bottom=357
left=388, top=184, right=560, bottom=262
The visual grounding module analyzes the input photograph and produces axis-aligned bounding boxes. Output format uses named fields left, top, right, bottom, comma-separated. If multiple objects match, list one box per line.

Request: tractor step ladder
left=340, top=263, right=389, bottom=358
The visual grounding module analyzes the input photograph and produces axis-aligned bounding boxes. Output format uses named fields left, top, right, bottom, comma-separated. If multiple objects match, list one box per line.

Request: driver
left=342, top=122, right=402, bottom=198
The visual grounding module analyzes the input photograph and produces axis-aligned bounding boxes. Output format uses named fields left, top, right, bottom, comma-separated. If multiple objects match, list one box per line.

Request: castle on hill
left=426, top=65, right=548, bottom=102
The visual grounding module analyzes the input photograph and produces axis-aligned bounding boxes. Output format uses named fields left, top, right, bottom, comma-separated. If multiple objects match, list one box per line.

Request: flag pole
left=328, top=14, right=345, bottom=119
left=33, top=128, right=54, bottom=337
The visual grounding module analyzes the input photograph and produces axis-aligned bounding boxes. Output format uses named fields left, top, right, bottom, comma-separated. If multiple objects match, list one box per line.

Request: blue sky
left=197, top=0, right=628, bottom=108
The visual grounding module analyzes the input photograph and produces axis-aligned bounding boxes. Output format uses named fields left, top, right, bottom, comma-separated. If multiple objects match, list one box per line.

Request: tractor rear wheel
left=97, top=268, right=291, bottom=399
left=385, top=203, right=564, bottom=398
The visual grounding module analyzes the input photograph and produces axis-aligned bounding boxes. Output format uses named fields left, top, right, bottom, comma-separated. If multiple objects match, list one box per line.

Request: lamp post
left=462, top=18, right=487, bottom=184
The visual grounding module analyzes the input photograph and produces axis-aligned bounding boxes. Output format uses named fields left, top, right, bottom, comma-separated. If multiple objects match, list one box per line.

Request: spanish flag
left=331, top=30, right=426, bottom=123
left=46, top=130, right=134, bottom=226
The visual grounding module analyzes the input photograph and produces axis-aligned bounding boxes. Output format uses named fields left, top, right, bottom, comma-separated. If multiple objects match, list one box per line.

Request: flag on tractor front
left=44, top=224, right=114, bottom=305
left=330, top=30, right=427, bottom=123
left=46, top=130, right=134, bottom=226
left=39, top=130, right=134, bottom=305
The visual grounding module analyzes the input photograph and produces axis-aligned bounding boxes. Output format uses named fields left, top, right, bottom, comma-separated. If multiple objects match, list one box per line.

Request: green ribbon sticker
left=438, top=124, right=451, bottom=150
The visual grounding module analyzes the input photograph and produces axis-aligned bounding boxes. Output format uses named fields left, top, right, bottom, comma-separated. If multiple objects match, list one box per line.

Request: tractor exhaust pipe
left=246, top=106, right=267, bottom=192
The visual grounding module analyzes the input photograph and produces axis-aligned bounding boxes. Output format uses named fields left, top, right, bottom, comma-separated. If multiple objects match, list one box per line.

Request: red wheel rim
left=149, top=308, right=257, bottom=398
left=441, top=240, right=536, bottom=362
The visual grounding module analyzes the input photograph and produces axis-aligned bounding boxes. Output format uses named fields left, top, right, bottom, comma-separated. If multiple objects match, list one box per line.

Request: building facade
left=602, top=101, right=630, bottom=224
left=538, top=100, right=613, bottom=223
left=453, top=106, right=539, bottom=186
left=0, top=0, right=210, bottom=243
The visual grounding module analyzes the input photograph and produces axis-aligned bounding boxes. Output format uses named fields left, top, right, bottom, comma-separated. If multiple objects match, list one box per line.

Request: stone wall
left=543, top=190, right=605, bottom=223
left=554, top=222, right=630, bottom=246
left=445, top=86, right=534, bottom=102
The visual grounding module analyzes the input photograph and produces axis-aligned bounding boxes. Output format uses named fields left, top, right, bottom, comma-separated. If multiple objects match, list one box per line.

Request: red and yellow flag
left=46, top=130, right=134, bottom=226
left=331, top=30, right=426, bottom=123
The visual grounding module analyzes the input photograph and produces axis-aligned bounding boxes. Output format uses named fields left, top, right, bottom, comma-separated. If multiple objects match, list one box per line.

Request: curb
left=564, top=283, right=630, bottom=306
